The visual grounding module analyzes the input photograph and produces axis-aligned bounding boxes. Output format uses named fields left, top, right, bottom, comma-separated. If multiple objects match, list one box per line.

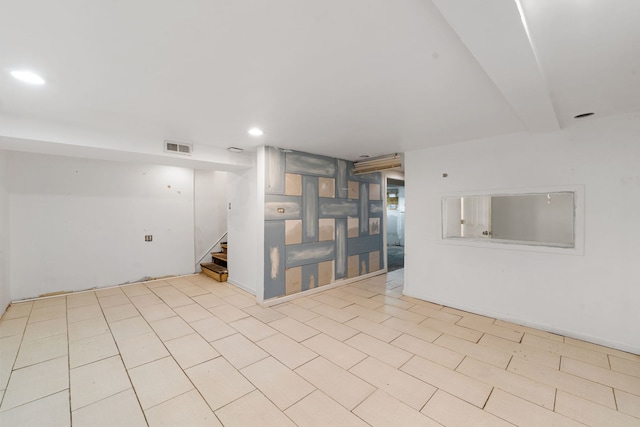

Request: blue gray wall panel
left=319, top=199, right=359, bottom=218
left=359, top=182, right=369, bottom=235
left=302, top=176, right=319, bottom=243
left=370, top=201, right=384, bottom=215
left=265, top=146, right=285, bottom=194
left=286, top=241, right=335, bottom=268
left=335, top=218, right=347, bottom=280
left=302, top=264, right=319, bottom=291
left=286, top=152, right=336, bottom=177
left=265, top=195, right=302, bottom=220
left=336, top=159, right=348, bottom=199
left=348, top=235, right=382, bottom=256
left=264, top=221, right=286, bottom=299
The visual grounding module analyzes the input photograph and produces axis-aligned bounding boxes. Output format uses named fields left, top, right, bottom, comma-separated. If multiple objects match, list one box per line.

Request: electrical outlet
left=145, top=235, right=153, bottom=242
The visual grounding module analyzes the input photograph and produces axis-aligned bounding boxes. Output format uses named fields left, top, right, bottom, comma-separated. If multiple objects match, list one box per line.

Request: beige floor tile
left=164, top=333, right=220, bottom=369
left=0, top=389, right=70, bottom=427
left=229, top=316, right=278, bottom=341
left=70, top=355, right=131, bottom=410
left=72, top=388, right=146, bottom=427
left=95, top=287, right=125, bottom=297
left=494, top=318, right=564, bottom=342
left=285, top=389, right=370, bottom=427
left=223, top=293, right=256, bottom=309
left=377, top=305, right=426, bottom=323
left=610, top=355, right=640, bottom=378
left=345, top=316, right=403, bottom=343
left=306, top=315, right=358, bottom=341
left=121, top=283, right=152, bottom=297
left=0, top=335, right=21, bottom=390
left=27, top=304, right=68, bottom=323
left=243, top=304, right=286, bottom=323
left=340, top=285, right=379, bottom=299
left=172, top=303, right=213, bottom=323
left=409, top=303, right=462, bottom=323
left=161, top=293, right=197, bottom=308
left=479, top=333, right=560, bottom=369
left=109, top=316, right=153, bottom=341
left=268, top=317, right=320, bottom=342
left=69, top=332, right=119, bottom=368
left=310, top=303, right=357, bottom=323
left=22, top=316, right=67, bottom=341
left=149, top=316, right=194, bottom=341
left=190, top=316, right=236, bottom=342
left=145, top=389, right=222, bottom=427
left=339, top=292, right=384, bottom=309
left=457, top=316, right=524, bottom=342
left=0, top=356, right=69, bottom=410
left=129, top=292, right=163, bottom=308
left=67, top=304, right=103, bottom=323
left=522, top=333, right=610, bottom=368
left=422, top=389, right=513, bottom=427
left=146, top=280, right=173, bottom=290
left=102, top=303, right=139, bottom=322
left=216, top=389, right=296, bottom=427
left=256, top=333, right=318, bottom=369
left=185, top=357, right=254, bottom=410
left=302, top=333, right=367, bottom=369
left=457, top=357, right=556, bottom=409
left=128, top=356, right=194, bottom=409
left=391, top=333, right=464, bottom=369
left=355, top=389, right=442, bottom=427
left=295, top=357, right=374, bottom=410
left=485, top=389, right=583, bottom=427
left=421, top=317, right=483, bottom=343
left=508, top=356, right=616, bottom=408
left=32, top=296, right=66, bottom=308
left=211, top=333, right=268, bottom=369
left=97, top=293, right=130, bottom=309
left=440, top=306, right=494, bottom=323
left=14, top=333, right=68, bottom=369
left=345, top=333, right=412, bottom=368
left=68, top=316, right=109, bottom=342
left=0, top=317, right=28, bottom=338
left=311, top=293, right=352, bottom=309
left=274, top=303, right=320, bottom=322
left=382, top=316, right=441, bottom=342
left=191, top=293, right=226, bottom=308
left=401, top=355, right=492, bottom=408
left=178, top=285, right=210, bottom=297
left=434, top=333, right=511, bottom=369
left=137, top=303, right=177, bottom=322
left=291, top=296, right=324, bottom=310
left=209, top=303, right=250, bottom=323
left=349, top=356, right=436, bottom=410
left=371, top=294, right=414, bottom=309
left=615, top=389, right=640, bottom=418
left=564, top=336, right=640, bottom=362
left=561, top=357, right=640, bottom=395
left=241, top=357, right=315, bottom=410
left=117, top=331, right=170, bottom=369
left=555, top=390, right=640, bottom=427
left=1, top=302, right=33, bottom=320
left=343, top=303, right=391, bottom=323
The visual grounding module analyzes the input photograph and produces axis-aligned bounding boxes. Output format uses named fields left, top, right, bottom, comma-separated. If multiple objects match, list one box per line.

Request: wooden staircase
left=200, top=242, right=228, bottom=282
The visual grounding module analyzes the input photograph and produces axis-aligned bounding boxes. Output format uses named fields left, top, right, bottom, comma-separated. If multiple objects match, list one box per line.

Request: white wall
left=9, top=152, right=196, bottom=300
left=226, top=151, right=261, bottom=296
left=194, top=170, right=228, bottom=266
left=0, top=151, right=10, bottom=311
left=405, top=113, right=640, bottom=353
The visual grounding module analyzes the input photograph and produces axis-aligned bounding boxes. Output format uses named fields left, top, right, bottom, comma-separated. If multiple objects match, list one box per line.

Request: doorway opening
left=386, top=177, right=405, bottom=271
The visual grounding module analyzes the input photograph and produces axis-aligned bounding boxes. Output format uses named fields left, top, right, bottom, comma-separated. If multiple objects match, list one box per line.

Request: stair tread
left=201, top=262, right=228, bottom=273
left=211, top=252, right=228, bottom=261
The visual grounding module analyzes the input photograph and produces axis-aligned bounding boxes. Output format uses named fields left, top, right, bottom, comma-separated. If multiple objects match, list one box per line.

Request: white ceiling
left=0, top=0, right=638, bottom=165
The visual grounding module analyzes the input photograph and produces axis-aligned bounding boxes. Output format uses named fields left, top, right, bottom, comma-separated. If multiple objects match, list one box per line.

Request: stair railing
left=195, top=231, right=228, bottom=268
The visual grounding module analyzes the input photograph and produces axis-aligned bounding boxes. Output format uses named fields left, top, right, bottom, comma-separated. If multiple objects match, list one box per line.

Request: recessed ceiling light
left=248, top=128, right=264, bottom=136
left=227, top=147, right=243, bottom=153
left=11, top=70, right=45, bottom=85
left=359, top=155, right=370, bottom=158
left=574, top=112, right=595, bottom=119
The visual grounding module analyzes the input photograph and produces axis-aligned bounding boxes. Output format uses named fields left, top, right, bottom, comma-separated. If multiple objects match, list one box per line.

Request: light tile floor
left=0, top=270, right=639, bottom=426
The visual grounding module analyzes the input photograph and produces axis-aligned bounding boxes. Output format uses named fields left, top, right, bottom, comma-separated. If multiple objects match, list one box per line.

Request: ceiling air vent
left=164, top=140, right=192, bottom=155
left=353, top=153, right=402, bottom=175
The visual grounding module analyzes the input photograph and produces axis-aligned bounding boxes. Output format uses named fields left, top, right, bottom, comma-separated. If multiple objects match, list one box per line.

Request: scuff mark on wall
left=270, top=246, right=279, bottom=279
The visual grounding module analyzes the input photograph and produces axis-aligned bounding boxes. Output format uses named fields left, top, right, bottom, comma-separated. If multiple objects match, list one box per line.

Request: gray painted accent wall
left=263, top=147, right=383, bottom=300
